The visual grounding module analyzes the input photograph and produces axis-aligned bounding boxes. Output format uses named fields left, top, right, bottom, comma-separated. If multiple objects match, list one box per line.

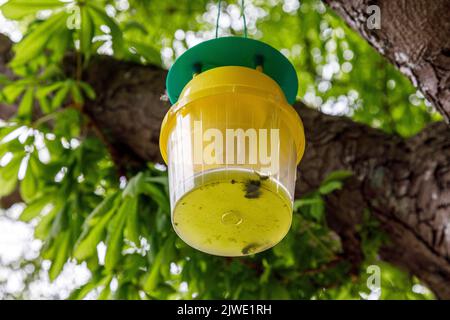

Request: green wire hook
left=241, top=0, right=248, bottom=38
left=215, top=0, right=221, bottom=38
left=215, top=0, right=248, bottom=38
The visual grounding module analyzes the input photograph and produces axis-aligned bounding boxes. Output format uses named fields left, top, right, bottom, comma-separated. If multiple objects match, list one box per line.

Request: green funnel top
left=166, top=37, right=298, bottom=105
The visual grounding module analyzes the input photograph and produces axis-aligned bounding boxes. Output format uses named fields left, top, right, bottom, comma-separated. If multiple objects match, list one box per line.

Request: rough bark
left=0, top=34, right=15, bottom=120
left=323, top=0, right=450, bottom=122
left=299, top=107, right=450, bottom=299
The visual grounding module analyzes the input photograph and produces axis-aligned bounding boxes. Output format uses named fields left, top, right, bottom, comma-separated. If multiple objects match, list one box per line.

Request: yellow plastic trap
left=160, top=37, right=305, bottom=256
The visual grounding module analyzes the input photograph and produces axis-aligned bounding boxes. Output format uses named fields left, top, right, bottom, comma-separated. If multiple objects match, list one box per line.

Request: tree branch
left=323, top=0, right=450, bottom=122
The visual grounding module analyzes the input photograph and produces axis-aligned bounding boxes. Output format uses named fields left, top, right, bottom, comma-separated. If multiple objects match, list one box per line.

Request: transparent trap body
left=160, top=65, right=305, bottom=256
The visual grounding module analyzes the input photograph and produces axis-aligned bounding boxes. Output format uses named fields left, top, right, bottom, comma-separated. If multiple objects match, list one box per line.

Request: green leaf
left=0, top=0, right=64, bottom=20
left=37, top=64, right=63, bottom=81
left=70, top=82, right=84, bottom=105
left=40, top=237, right=57, bottom=261
left=143, top=244, right=165, bottom=292
left=20, top=156, right=40, bottom=202
left=83, top=192, right=120, bottom=229
left=2, top=83, right=25, bottom=103
left=36, top=82, right=65, bottom=113
left=125, top=196, right=140, bottom=245
left=36, top=82, right=65, bottom=99
left=0, top=173, right=18, bottom=198
left=125, top=40, right=162, bottom=65
left=49, top=201, right=70, bottom=239
left=46, top=26, right=72, bottom=62
left=0, top=74, right=10, bottom=85
left=318, top=170, right=354, bottom=195
left=319, top=180, right=343, bottom=195
left=80, top=6, right=94, bottom=64
left=270, top=282, right=291, bottom=299
left=69, top=274, right=112, bottom=300
left=49, top=230, right=71, bottom=281
left=68, top=272, right=103, bottom=300
left=19, top=195, right=51, bottom=222
left=88, top=3, right=124, bottom=58
left=78, top=82, right=96, bottom=100
left=104, top=197, right=135, bottom=271
left=293, top=197, right=322, bottom=211
left=34, top=201, right=61, bottom=239
left=73, top=213, right=113, bottom=261
left=17, top=87, right=34, bottom=119
left=0, top=154, right=21, bottom=198
left=141, top=182, right=170, bottom=213
left=54, top=107, right=80, bottom=137
left=310, top=198, right=325, bottom=220
left=73, top=193, right=119, bottom=261
left=51, top=81, right=71, bottom=110
left=323, top=170, right=354, bottom=184
left=12, top=11, right=68, bottom=66
left=144, top=176, right=168, bottom=186
left=97, top=279, right=112, bottom=300
left=122, top=21, right=148, bottom=35
left=122, top=172, right=144, bottom=198
left=37, top=96, right=51, bottom=114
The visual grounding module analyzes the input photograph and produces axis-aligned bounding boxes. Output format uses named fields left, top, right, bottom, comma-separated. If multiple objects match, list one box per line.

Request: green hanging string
left=241, top=0, right=247, bottom=38
left=215, top=0, right=221, bottom=38
left=215, top=0, right=248, bottom=38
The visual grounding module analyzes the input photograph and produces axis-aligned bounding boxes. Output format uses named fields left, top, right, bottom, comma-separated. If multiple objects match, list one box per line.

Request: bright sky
left=0, top=204, right=91, bottom=299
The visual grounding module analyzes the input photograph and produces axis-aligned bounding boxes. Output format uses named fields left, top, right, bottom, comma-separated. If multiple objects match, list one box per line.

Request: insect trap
left=160, top=3, right=305, bottom=256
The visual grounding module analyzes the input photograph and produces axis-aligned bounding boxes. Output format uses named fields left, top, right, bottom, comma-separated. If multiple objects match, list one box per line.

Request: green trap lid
left=166, top=37, right=298, bottom=105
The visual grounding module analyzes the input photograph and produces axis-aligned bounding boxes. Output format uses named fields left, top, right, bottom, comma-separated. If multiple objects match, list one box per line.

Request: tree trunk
left=323, top=0, right=450, bottom=122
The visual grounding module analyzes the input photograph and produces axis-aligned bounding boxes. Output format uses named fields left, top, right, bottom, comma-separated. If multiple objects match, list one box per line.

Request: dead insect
left=241, top=243, right=261, bottom=255
left=244, top=172, right=270, bottom=198
left=244, top=179, right=261, bottom=199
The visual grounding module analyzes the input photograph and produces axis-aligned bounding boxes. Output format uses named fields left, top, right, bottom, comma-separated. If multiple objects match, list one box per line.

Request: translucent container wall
left=160, top=66, right=305, bottom=256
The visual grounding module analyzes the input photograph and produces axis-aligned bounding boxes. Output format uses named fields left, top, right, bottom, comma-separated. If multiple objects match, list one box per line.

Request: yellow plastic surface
left=159, top=66, right=305, bottom=256
left=160, top=66, right=305, bottom=165
left=173, top=169, right=292, bottom=256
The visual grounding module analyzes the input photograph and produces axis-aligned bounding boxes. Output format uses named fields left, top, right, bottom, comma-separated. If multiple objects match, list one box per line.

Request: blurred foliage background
left=0, top=0, right=439, bottom=299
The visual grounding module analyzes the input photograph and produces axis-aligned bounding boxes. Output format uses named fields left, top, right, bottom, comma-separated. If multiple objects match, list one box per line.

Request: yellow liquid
left=172, top=169, right=293, bottom=256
